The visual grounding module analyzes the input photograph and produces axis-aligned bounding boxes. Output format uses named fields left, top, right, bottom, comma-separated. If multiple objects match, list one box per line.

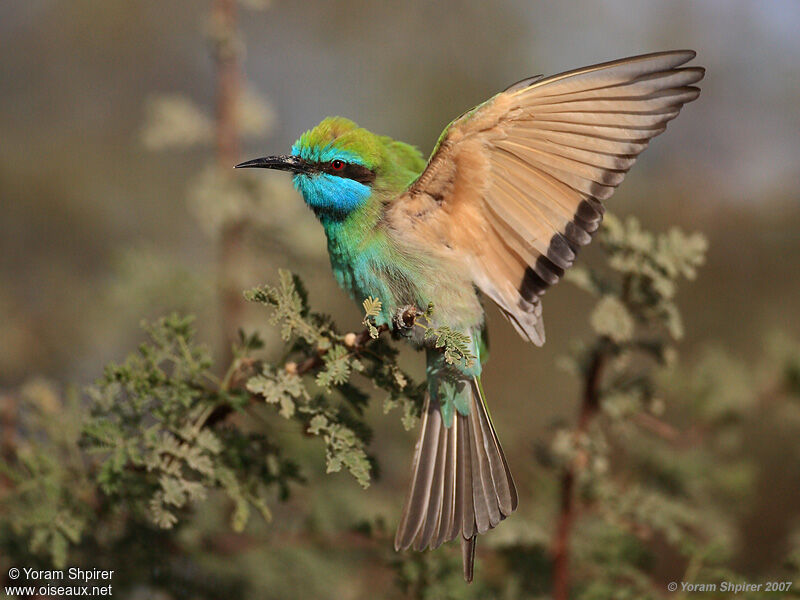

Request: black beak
left=234, top=154, right=310, bottom=174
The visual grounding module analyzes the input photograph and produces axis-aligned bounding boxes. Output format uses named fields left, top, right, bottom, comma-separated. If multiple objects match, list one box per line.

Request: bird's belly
left=330, top=250, right=484, bottom=334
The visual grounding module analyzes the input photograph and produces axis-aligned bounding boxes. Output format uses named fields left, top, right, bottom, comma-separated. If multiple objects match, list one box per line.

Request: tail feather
left=461, top=535, right=476, bottom=583
left=394, top=377, right=517, bottom=581
left=456, top=413, right=474, bottom=541
left=432, top=415, right=457, bottom=549
left=394, top=399, right=441, bottom=549
left=468, top=409, right=495, bottom=532
left=473, top=382, right=518, bottom=515
left=414, top=418, right=448, bottom=551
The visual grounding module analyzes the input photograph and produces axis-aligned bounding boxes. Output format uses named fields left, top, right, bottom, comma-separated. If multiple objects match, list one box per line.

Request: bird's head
left=236, top=117, right=425, bottom=218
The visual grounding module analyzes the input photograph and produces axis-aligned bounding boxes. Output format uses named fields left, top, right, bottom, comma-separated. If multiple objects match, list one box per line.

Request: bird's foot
left=392, top=305, right=423, bottom=336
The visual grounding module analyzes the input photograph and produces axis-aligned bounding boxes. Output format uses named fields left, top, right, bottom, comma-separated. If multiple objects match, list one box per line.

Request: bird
left=236, top=50, right=704, bottom=582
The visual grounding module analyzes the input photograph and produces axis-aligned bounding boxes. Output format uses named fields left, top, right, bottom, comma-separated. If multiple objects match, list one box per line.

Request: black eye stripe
left=316, top=161, right=376, bottom=185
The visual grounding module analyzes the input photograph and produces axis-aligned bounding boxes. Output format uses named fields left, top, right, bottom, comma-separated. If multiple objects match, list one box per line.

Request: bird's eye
left=330, top=160, right=345, bottom=171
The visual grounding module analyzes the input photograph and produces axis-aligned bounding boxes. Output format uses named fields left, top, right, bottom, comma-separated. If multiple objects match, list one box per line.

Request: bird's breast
left=321, top=209, right=485, bottom=334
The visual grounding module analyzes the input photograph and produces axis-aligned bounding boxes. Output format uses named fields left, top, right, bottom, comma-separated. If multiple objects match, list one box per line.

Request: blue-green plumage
left=293, top=171, right=372, bottom=214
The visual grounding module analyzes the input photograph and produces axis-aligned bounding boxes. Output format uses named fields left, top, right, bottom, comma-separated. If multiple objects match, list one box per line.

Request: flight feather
left=386, top=50, right=704, bottom=344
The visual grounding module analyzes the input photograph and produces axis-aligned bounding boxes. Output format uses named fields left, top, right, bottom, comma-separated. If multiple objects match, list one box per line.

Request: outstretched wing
left=386, top=50, right=704, bottom=345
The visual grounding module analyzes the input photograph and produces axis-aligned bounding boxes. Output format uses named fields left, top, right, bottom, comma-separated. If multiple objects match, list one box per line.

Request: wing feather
left=521, top=50, right=697, bottom=96
left=386, top=51, right=703, bottom=344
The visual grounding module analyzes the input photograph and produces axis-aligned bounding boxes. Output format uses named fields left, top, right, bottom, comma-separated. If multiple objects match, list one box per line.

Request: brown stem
left=0, top=393, right=17, bottom=490
left=632, top=412, right=680, bottom=442
left=204, top=323, right=391, bottom=428
left=552, top=340, right=608, bottom=600
left=290, top=324, right=391, bottom=376
left=212, top=0, right=243, bottom=366
left=213, top=0, right=240, bottom=168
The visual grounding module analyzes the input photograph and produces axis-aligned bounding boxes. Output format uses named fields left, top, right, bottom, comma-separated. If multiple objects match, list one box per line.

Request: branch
left=552, top=337, right=609, bottom=600
left=212, top=0, right=244, bottom=365
left=212, top=0, right=240, bottom=167
left=632, top=412, right=681, bottom=442
left=0, top=392, right=17, bottom=490
left=286, top=323, right=390, bottom=378
left=204, top=318, right=398, bottom=429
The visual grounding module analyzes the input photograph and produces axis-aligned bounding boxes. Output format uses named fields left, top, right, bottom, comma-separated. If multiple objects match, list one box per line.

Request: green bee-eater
left=237, top=50, right=704, bottom=581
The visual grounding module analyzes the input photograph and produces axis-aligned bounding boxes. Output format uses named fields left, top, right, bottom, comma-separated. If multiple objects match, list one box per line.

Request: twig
left=632, top=412, right=681, bottom=442
left=287, top=323, right=391, bottom=377
left=204, top=319, right=396, bottom=429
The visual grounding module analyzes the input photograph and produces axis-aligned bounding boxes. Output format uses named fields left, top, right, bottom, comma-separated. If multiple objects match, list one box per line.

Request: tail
left=394, top=376, right=517, bottom=582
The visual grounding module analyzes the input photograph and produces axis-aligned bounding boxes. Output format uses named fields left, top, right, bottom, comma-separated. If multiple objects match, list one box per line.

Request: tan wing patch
left=388, top=51, right=704, bottom=344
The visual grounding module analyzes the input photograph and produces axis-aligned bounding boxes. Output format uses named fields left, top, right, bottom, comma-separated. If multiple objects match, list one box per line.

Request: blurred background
left=2, top=1, right=799, bottom=598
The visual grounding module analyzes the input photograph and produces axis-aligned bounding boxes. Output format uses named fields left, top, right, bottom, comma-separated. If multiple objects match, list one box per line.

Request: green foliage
left=570, top=214, right=707, bottom=341
left=537, top=215, right=720, bottom=596
left=245, top=269, right=322, bottom=344
left=362, top=296, right=383, bottom=339
left=245, top=271, right=425, bottom=488
left=423, top=325, right=477, bottom=368
left=81, top=314, right=301, bottom=532
left=508, top=214, right=800, bottom=600
left=0, top=277, right=425, bottom=594
left=0, top=381, right=90, bottom=568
